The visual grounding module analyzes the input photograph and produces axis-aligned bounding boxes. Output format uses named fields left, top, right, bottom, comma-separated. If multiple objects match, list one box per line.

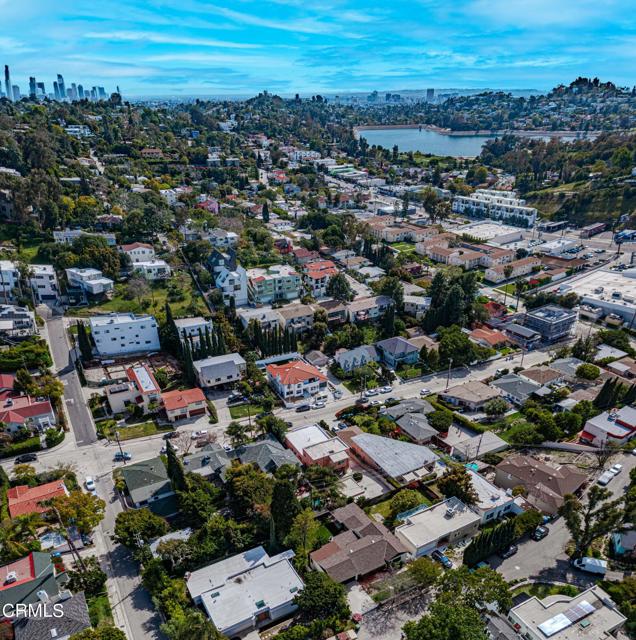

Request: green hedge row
left=0, top=436, right=41, bottom=459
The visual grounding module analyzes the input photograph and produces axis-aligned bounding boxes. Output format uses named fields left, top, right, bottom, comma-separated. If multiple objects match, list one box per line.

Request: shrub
left=352, top=472, right=363, bottom=482
left=207, top=401, right=218, bottom=424
left=0, top=437, right=41, bottom=459
left=45, top=429, right=65, bottom=449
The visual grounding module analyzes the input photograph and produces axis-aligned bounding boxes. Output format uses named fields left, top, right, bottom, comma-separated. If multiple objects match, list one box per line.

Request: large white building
left=452, top=189, right=537, bottom=227
left=65, top=268, right=114, bottom=297
left=89, top=313, right=160, bottom=357
left=133, top=260, right=172, bottom=281
left=29, top=264, right=60, bottom=303
left=247, top=265, right=302, bottom=305
left=0, top=260, right=19, bottom=302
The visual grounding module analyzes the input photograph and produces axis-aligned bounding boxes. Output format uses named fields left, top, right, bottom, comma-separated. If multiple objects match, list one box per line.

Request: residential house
left=394, top=497, right=481, bottom=558
left=293, top=248, right=320, bottom=265
left=52, top=228, right=116, bottom=246
left=346, top=295, right=393, bottom=323
left=89, top=313, right=160, bottom=357
left=439, top=381, right=501, bottom=411
left=237, top=307, right=283, bottom=331
left=277, top=303, right=314, bottom=333
left=339, top=427, right=438, bottom=485
left=0, top=394, right=56, bottom=433
left=266, top=360, right=327, bottom=407
left=612, top=528, right=636, bottom=559
left=449, top=249, right=484, bottom=270
left=7, top=481, right=68, bottom=518
left=207, top=249, right=249, bottom=307
left=120, top=456, right=178, bottom=517
left=186, top=546, right=304, bottom=637
left=495, top=455, right=587, bottom=515
left=383, top=399, right=434, bottom=421
left=484, top=256, right=541, bottom=283
left=582, top=406, right=636, bottom=447
left=310, top=503, right=407, bottom=582
left=247, top=265, right=302, bottom=305
left=502, top=323, right=541, bottom=350
left=303, top=260, right=338, bottom=298
left=508, top=585, right=625, bottom=640
left=173, top=316, right=215, bottom=347
left=105, top=364, right=161, bottom=415
left=285, top=424, right=350, bottom=472
left=0, top=305, right=36, bottom=338
left=194, top=353, right=247, bottom=389
left=451, top=431, right=508, bottom=461
left=334, top=345, right=379, bottom=373
left=605, top=357, right=636, bottom=379
left=375, top=336, right=420, bottom=369
left=549, top=357, right=586, bottom=383
left=65, top=268, right=114, bottom=298
left=490, top=374, right=542, bottom=406
left=315, top=299, right=347, bottom=325
left=0, top=553, right=63, bottom=609
left=161, top=388, right=207, bottom=422
left=468, top=327, right=509, bottom=350
left=403, top=296, right=431, bottom=320
left=520, top=366, right=563, bottom=386
left=29, top=265, right=60, bottom=304
left=466, top=469, right=518, bottom=524
left=206, top=228, right=239, bottom=249
left=133, top=259, right=172, bottom=281
left=359, top=266, right=386, bottom=281
left=395, top=413, right=438, bottom=445
left=120, top=242, right=155, bottom=263
left=304, top=350, right=328, bottom=368
left=524, top=305, right=577, bottom=343
left=13, top=592, right=91, bottom=640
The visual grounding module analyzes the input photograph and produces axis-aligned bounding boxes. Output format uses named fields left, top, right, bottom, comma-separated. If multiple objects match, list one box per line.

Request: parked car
left=81, top=533, right=94, bottom=546
left=337, top=422, right=349, bottom=430
left=190, top=430, right=208, bottom=440
left=84, top=476, right=96, bottom=492
left=163, top=431, right=178, bottom=440
left=431, top=550, right=453, bottom=569
left=531, top=526, right=549, bottom=541
left=597, top=471, right=614, bottom=486
left=380, top=386, right=393, bottom=394
left=571, top=557, right=607, bottom=575
left=312, top=400, right=326, bottom=409
left=227, top=394, right=247, bottom=406
left=419, top=388, right=431, bottom=396
left=609, top=464, right=623, bottom=475
left=15, top=453, right=37, bottom=463
left=364, top=388, right=379, bottom=397
left=498, top=544, right=518, bottom=559
left=333, top=389, right=343, bottom=399
left=161, top=443, right=180, bottom=454
left=113, top=452, right=132, bottom=462
left=369, top=399, right=382, bottom=406
left=296, top=404, right=311, bottom=413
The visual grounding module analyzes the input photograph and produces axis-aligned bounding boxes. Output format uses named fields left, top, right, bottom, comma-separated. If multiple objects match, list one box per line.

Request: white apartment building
left=247, top=265, right=302, bottom=305
left=289, top=149, right=321, bottom=162
left=65, top=268, right=114, bottom=296
left=53, top=228, right=117, bottom=246
left=133, top=260, right=172, bottom=281
left=29, top=264, right=60, bottom=303
left=484, top=256, right=542, bottom=283
left=89, top=313, right=160, bottom=357
left=0, top=260, right=19, bottom=302
left=120, top=242, right=155, bottom=263
left=452, top=189, right=537, bottom=227
left=173, top=317, right=214, bottom=346
left=216, top=264, right=248, bottom=307
left=0, top=304, right=36, bottom=337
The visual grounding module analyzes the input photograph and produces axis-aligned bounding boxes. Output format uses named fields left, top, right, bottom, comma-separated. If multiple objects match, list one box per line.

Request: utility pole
left=445, top=358, right=453, bottom=391
left=114, top=430, right=125, bottom=463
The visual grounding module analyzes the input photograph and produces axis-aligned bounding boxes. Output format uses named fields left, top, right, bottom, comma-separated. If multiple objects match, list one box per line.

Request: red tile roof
left=266, top=360, right=327, bottom=386
left=7, top=481, right=68, bottom=518
left=162, top=388, right=206, bottom=411
left=0, top=374, right=15, bottom=390
left=0, top=395, right=53, bottom=425
left=121, top=242, right=153, bottom=251
left=0, top=554, right=36, bottom=591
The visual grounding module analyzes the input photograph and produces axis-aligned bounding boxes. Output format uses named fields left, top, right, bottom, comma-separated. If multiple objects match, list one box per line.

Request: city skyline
left=1, top=0, right=635, bottom=96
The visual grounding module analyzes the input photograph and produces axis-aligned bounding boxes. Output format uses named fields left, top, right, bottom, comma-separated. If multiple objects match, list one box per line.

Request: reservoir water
left=359, top=127, right=496, bottom=157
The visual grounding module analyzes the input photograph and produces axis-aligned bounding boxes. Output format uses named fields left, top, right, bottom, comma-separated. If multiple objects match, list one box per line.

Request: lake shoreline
left=353, top=124, right=600, bottom=139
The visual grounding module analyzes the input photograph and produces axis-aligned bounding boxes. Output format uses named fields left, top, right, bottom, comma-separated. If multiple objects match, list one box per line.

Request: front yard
left=98, top=419, right=172, bottom=441
left=228, top=403, right=265, bottom=420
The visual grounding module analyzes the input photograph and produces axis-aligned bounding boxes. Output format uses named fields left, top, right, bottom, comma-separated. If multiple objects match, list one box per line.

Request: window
left=486, top=513, right=494, bottom=520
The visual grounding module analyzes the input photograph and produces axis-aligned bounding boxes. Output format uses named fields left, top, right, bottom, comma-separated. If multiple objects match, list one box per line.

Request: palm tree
left=0, top=513, right=44, bottom=561
left=502, top=264, right=514, bottom=305
left=514, top=278, right=527, bottom=311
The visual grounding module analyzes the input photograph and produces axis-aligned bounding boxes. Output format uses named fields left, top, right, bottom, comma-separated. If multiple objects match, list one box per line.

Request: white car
left=190, top=430, right=208, bottom=440
left=84, top=476, right=95, bottom=492
left=160, top=443, right=180, bottom=454
left=369, top=399, right=382, bottom=406
left=365, top=388, right=379, bottom=397
left=632, top=448, right=636, bottom=456
left=380, top=386, right=393, bottom=394
left=609, top=464, right=623, bottom=475
left=312, top=400, right=326, bottom=409
left=419, top=388, right=431, bottom=396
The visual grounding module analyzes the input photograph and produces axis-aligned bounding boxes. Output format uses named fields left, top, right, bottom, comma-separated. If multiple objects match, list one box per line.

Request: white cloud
left=84, top=30, right=260, bottom=49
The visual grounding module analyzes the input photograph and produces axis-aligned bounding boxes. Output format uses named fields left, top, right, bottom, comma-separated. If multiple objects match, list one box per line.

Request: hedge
left=45, top=429, right=65, bottom=449
left=428, top=397, right=487, bottom=434
left=207, top=400, right=218, bottom=424
left=0, top=436, right=41, bottom=459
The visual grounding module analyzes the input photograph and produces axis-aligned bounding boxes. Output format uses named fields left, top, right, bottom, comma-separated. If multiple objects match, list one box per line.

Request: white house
left=120, top=242, right=155, bottom=263
left=29, top=264, right=60, bottom=303
left=0, top=260, right=19, bottom=302
left=466, top=469, right=518, bottom=524
left=0, top=304, right=37, bottom=338
left=89, top=313, right=160, bottom=357
left=65, top=268, right=114, bottom=297
left=53, top=228, right=116, bottom=246
left=452, top=189, right=537, bottom=227
left=106, top=364, right=161, bottom=415
left=266, top=360, right=327, bottom=407
left=186, top=547, right=304, bottom=637
left=403, top=295, right=431, bottom=320
left=206, top=229, right=239, bottom=250
left=173, top=317, right=214, bottom=346
left=194, top=353, right=247, bottom=388
left=208, top=250, right=249, bottom=307
left=133, top=260, right=172, bottom=281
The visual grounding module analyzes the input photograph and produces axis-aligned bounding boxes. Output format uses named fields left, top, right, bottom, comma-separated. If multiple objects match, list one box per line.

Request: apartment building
left=277, top=303, right=314, bottom=333
left=0, top=304, right=37, bottom=338
left=484, top=256, right=542, bottom=283
left=452, top=189, right=538, bottom=226
left=303, top=260, right=338, bottom=298
left=0, top=260, right=19, bottom=302
left=266, top=360, right=327, bottom=406
left=89, top=313, right=160, bottom=357
left=247, top=265, right=302, bottom=305
left=29, top=264, right=60, bottom=303
left=524, top=305, right=577, bottom=343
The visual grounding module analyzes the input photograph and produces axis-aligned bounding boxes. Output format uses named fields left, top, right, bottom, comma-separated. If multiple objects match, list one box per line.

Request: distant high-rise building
left=56, top=74, right=66, bottom=100
left=29, top=77, right=36, bottom=98
left=4, top=66, right=12, bottom=102
left=12, top=85, right=20, bottom=101
left=426, top=88, right=435, bottom=102
left=91, top=86, right=97, bottom=100
left=36, top=82, right=45, bottom=97
left=97, top=86, right=106, bottom=99
left=66, top=88, right=73, bottom=100
left=53, top=81, right=60, bottom=100
left=77, top=84, right=84, bottom=99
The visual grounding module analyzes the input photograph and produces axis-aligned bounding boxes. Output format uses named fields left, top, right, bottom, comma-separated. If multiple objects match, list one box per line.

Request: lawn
left=229, top=403, right=265, bottom=420
left=100, top=420, right=172, bottom=441
left=496, top=413, right=536, bottom=443
left=87, top=594, right=114, bottom=627
left=68, top=274, right=208, bottom=319
left=397, top=364, right=423, bottom=380
left=511, top=583, right=580, bottom=600
left=495, top=283, right=516, bottom=295
left=391, top=242, right=417, bottom=254
left=369, top=490, right=431, bottom=521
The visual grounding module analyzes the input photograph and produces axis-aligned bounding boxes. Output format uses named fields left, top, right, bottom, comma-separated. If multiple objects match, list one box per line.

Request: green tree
left=51, top=491, right=106, bottom=534
left=225, top=463, right=273, bottom=519
left=576, top=363, right=600, bottom=380
left=438, top=465, right=478, bottom=505
left=293, top=571, right=351, bottom=621
left=484, top=397, right=509, bottom=420
left=403, top=601, right=489, bottom=640
left=227, top=421, right=251, bottom=447
left=166, top=442, right=187, bottom=492
left=76, top=321, right=93, bottom=362
left=326, top=272, right=354, bottom=302
left=514, top=509, right=543, bottom=539
left=262, top=201, right=270, bottom=223
left=559, top=486, right=624, bottom=560
left=161, top=608, right=224, bottom=640
left=438, top=565, right=512, bottom=613
left=389, top=489, right=424, bottom=523
left=377, top=276, right=404, bottom=309
left=66, top=556, right=107, bottom=597
left=114, top=508, right=168, bottom=548
left=70, top=628, right=127, bottom=640
left=407, top=556, right=441, bottom=588
left=271, top=478, right=300, bottom=544
left=286, top=508, right=319, bottom=569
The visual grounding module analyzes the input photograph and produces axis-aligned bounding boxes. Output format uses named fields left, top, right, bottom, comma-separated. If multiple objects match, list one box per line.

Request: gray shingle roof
left=14, top=592, right=91, bottom=640
left=375, top=336, right=419, bottom=357
left=121, top=457, right=172, bottom=505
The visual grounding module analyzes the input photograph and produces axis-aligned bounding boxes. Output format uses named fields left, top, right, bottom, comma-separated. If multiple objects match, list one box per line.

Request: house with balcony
left=285, top=424, right=350, bottom=473
left=266, top=360, right=327, bottom=407
left=247, top=265, right=302, bottom=305
left=277, top=303, right=314, bottom=334
left=105, top=364, right=161, bottom=415
left=315, top=299, right=348, bottom=325
left=89, top=313, right=160, bottom=356
left=0, top=305, right=37, bottom=338
left=120, top=242, right=155, bottom=263
left=581, top=406, right=636, bottom=447
left=346, top=295, right=393, bottom=323
left=65, top=268, right=114, bottom=299
left=29, top=264, right=60, bottom=304
left=403, top=295, right=431, bottom=320
left=303, top=260, right=338, bottom=298
left=173, top=317, right=215, bottom=347
left=194, top=353, right=247, bottom=389
left=207, top=249, right=248, bottom=307
left=0, top=260, right=19, bottom=302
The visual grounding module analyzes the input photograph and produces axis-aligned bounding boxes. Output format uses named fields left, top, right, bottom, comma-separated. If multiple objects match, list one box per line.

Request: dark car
left=15, top=453, right=38, bottom=463
left=498, top=544, right=518, bottom=559
left=431, top=550, right=453, bottom=569
left=296, top=404, right=311, bottom=413
left=163, top=431, right=178, bottom=440
left=113, top=452, right=132, bottom=462
left=227, top=394, right=247, bottom=406
left=531, top=526, right=549, bottom=541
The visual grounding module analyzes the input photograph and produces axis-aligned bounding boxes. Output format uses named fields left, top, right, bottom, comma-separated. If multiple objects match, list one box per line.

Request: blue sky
left=2, top=0, right=635, bottom=96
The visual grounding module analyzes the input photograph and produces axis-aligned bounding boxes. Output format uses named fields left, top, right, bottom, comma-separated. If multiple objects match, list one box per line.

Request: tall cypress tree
left=166, top=442, right=187, bottom=492
left=204, top=326, right=213, bottom=357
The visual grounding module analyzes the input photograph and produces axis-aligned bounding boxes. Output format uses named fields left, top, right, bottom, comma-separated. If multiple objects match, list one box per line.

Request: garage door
left=189, top=408, right=206, bottom=417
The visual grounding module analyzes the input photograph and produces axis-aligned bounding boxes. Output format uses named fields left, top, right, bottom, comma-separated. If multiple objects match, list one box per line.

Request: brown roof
left=496, top=455, right=586, bottom=500
left=521, top=366, right=563, bottom=385
left=310, top=503, right=406, bottom=582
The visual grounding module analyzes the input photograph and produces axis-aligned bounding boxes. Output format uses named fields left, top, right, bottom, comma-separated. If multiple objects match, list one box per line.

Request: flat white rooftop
left=286, top=424, right=330, bottom=453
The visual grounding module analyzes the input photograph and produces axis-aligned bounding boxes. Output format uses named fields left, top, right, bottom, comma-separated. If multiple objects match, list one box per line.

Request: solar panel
left=538, top=600, right=595, bottom=637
